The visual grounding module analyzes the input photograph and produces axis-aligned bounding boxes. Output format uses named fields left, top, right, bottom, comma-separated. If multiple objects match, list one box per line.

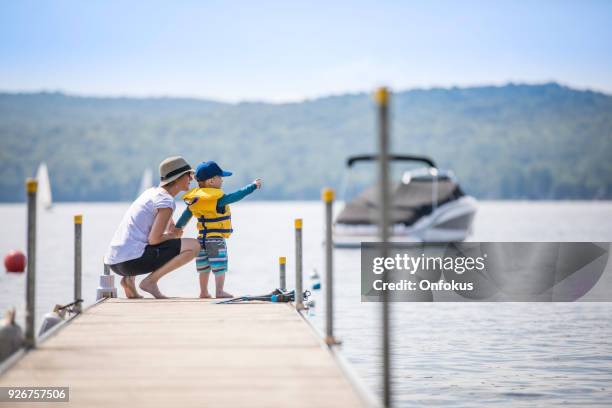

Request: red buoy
left=4, top=250, right=26, bottom=273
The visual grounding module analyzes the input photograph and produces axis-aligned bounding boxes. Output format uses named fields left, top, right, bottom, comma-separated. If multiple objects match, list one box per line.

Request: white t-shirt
left=104, top=187, right=176, bottom=265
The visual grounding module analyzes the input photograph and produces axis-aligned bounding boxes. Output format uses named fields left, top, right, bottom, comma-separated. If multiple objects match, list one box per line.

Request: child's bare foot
left=139, top=278, right=167, bottom=299
left=216, top=291, right=233, bottom=298
left=199, top=292, right=212, bottom=299
left=120, top=276, right=142, bottom=299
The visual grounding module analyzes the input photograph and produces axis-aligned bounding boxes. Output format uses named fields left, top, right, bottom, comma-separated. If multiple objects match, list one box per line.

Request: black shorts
left=109, top=239, right=182, bottom=276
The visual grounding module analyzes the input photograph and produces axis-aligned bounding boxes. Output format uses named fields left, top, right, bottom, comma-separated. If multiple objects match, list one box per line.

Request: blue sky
left=1, top=0, right=611, bottom=102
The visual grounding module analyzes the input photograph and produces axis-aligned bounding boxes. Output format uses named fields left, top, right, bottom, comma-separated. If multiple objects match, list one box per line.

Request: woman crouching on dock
left=104, top=156, right=201, bottom=299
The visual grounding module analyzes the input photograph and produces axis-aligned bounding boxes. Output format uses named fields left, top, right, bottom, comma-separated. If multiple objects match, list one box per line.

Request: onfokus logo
left=362, top=242, right=612, bottom=302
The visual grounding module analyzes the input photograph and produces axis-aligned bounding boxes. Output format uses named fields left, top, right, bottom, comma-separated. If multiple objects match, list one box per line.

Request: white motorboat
left=333, top=155, right=477, bottom=248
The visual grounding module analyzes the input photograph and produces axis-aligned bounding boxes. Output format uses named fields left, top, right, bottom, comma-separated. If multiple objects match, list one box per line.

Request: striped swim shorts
left=196, top=237, right=228, bottom=275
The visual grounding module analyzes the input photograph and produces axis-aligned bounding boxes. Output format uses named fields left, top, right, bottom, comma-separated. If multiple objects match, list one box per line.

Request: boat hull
left=332, top=196, right=477, bottom=248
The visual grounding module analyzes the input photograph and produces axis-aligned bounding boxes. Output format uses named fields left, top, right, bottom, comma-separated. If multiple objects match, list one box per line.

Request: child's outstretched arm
left=175, top=207, right=193, bottom=229
left=217, top=179, right=262, bottom=212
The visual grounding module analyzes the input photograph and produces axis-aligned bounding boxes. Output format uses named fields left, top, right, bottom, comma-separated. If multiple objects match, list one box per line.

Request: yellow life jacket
left=183, top=187, right=232, bottom=239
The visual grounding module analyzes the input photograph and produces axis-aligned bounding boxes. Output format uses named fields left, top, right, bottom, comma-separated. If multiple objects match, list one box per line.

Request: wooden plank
left=0, top=299, right=366, bottom=407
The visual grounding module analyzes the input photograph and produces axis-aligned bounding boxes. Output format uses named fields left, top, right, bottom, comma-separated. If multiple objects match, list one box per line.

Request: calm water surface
left=1, top=201, right=612, bottom=407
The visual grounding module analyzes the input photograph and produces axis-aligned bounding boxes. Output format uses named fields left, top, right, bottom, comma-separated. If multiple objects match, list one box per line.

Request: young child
left=176, top=161, right=261, bottom=298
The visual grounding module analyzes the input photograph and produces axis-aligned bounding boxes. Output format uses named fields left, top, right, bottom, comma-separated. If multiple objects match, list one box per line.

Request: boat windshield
left=341, top=161, right=446, bottom=203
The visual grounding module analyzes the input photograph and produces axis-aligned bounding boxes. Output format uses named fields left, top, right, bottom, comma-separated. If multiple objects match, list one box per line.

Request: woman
left=104, top=156, right=200, bottom=299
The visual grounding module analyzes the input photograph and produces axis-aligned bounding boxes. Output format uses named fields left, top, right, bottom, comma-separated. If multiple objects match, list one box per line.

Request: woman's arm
left=148, top=208, right=179, bottom=245
left=166, top=217, right=183, bottom=238
left=167, top=217, right=176, bottom=231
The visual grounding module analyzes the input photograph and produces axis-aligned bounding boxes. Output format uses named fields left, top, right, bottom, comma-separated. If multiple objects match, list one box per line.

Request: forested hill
left=1, top=83, right=611, bottom=202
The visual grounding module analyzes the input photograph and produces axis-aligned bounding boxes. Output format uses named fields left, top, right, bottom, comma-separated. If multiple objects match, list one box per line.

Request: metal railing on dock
left=17, top=181, right=92, bottom=351
left=74, top=214, right=83, bottom=313
left=295, top=218, right=304, bottom=310
left=278, top=256, right=286, bottom=291
left=285, top=87, right=395, bottom=407
left=25, top=178, right=37, bottom=349
left=322, top=187, right=339, bottom=346
left=375, top=86, right=393, bottom=408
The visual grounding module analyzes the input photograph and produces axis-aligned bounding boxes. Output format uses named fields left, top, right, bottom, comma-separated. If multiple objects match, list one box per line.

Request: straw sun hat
left=158, top=156, right=194, bottom=186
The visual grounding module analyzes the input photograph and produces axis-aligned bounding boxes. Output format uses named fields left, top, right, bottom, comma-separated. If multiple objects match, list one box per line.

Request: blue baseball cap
left=195, top=161, right=232, bottom=181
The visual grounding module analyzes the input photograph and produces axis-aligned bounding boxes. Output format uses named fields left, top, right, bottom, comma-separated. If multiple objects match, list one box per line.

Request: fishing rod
left=216, top=289, right=311, bottom=304
left=57, top=299, right=83, bottom=312
left=216, top=288, right=284, bottom=304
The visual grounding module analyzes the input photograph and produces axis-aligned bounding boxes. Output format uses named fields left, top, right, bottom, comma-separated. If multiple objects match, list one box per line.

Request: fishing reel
left=270, top=289, right=312, bottom=303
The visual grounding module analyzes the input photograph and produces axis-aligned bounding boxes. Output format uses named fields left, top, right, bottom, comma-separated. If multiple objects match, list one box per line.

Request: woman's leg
left=120, top=276, right=143, bottom=299
left=139, top=238, right=200, bottom=299
left=129, top=276, right=142, bottom=298
left=109, top=263, right=142, bottom=299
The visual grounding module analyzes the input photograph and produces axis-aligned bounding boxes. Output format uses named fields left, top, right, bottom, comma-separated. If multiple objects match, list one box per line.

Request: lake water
left=1, top=200, right=612, bottom=407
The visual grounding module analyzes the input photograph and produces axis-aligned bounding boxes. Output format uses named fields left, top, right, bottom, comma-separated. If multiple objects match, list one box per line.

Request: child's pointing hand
left=254, top=178, right=262, bottom=189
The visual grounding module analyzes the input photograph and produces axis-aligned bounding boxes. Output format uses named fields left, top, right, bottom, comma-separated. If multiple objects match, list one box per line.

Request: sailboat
left=138, top=168, right=153, bottom=196
left=36, top=162, right=53, bottom=210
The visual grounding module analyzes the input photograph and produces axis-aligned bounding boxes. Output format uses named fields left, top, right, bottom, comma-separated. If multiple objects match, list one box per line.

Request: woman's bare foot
left=119, top=277, right=132, bottom=297
left=139, top=277, right=168, bottom=299
left=120, top=276, right=142, bottom=299
left=199, top=292, right=212, bottom=299
left=128, top=276, right=143, bottom=298
left=215, top=291, right=233, bottom=299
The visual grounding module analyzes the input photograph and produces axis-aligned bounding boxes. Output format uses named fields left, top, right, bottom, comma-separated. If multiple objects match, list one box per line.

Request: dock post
left=279, top=257, right=286, bottom=291
left=375, top=86, right=392, bottom=407
left=97, top=259, right=117, bottom=300
left=322, top=188, right=337, bottom=345
left=74, top=215, right=83, bottom=313
left=25, top=178, right=37, bottom=349
left=295, top=218, right=304, bottom=310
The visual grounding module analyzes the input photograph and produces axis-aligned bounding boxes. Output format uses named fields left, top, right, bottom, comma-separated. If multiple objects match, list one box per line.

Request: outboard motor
left=0, top=308, right=24, bottom=363
left=39, top=305, right=67, bottom=336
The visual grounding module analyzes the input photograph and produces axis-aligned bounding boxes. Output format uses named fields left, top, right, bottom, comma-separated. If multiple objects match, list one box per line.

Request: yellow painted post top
left=321, top=188, right=335, bottom=203
left=26, top=178, right=38, bottom=193
left=374, top=87, right=390, bottom=106
left=279, top=256, right=286, bottom=265
left=294, top=218, right=303, bottom=229
left=74, top=215, right=83, bottom=224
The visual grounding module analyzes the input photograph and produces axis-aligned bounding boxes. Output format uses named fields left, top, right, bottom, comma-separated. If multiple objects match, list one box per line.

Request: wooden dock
left=0, top=298, right=370, bottom=407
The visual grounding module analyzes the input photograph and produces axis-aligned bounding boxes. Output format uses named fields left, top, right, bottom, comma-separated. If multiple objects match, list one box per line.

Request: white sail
left=138, top=168, right=153, bottom=196
left=36, top=162, right=53, bottom=210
